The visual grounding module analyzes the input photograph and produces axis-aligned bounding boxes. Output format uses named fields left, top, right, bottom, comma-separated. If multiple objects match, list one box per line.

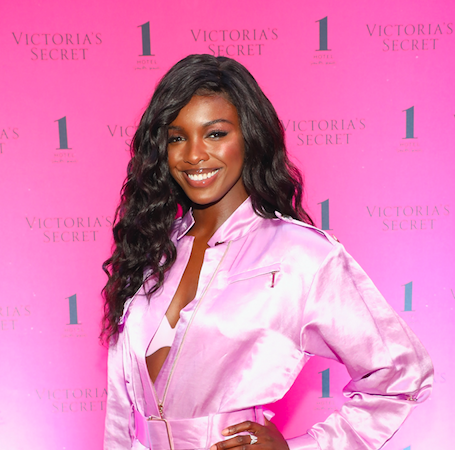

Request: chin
left=188, top=196, right=222, bottom=208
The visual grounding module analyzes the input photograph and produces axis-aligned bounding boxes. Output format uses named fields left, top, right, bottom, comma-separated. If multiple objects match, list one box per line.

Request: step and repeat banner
left=0, top=0, right=453, bottom=449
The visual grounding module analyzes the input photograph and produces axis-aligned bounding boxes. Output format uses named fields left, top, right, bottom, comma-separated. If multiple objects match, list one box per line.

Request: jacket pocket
left=227, top=263, right=281, bottom=285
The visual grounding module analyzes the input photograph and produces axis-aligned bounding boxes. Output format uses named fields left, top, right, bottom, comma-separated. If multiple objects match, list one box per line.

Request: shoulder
left=270, top=215, right=377, bottom=287
left=273, top=212, right=340, bottom=246
left=234, top=213, right=343, bottom=276
left=259, top=213, right=340, bottom=259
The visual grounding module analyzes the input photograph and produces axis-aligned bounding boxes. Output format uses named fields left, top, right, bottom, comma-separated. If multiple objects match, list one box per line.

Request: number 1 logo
left=316, top=17, right=330, bottom=51
left=138, top=22, right=154, bottom=56
left=403, top=282, right=413, bottom=311
left=55, top=117, right=71, bottom=149
left=403, top=106, right=416, bottom=139
left=318, top=368, right=332, bottom=398
left=318, top=199, right=332, bottom=230
left=66, top=294, right=80, bottom=325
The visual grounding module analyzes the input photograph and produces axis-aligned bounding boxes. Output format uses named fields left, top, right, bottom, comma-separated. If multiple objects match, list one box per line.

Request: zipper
left=155, top=241, right=232, bottom=416
left=146, top=400, right=175, bottom=450
left=149, top=372, right=165, bottom=418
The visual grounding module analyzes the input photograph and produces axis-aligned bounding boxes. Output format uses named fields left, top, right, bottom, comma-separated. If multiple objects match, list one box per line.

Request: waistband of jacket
left=133, top=406, right=265, bottom=450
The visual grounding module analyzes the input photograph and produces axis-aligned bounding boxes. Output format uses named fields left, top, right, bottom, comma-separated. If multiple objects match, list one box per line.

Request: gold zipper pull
left=158, top=402, right=165, bottom=418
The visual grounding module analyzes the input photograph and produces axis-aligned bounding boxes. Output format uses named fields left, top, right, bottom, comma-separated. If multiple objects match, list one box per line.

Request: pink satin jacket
left=104, top=198, right=433, bottom=450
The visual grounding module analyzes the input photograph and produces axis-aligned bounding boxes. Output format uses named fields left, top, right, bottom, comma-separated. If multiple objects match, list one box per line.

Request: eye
left=207, top=130, right=228, bottom=139
left=167, top=135, right=184, bottom=144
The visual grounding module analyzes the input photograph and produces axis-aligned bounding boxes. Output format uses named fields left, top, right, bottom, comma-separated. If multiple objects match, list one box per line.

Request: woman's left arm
left=289, top=244, right=433, bottom=449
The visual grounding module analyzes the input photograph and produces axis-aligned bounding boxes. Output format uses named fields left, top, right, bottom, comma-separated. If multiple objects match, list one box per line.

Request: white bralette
left=146, top=315, right=178, bottom=357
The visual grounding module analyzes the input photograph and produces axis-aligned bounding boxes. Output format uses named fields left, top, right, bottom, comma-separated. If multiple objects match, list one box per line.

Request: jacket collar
left=175, top=197, right=263, bottom=247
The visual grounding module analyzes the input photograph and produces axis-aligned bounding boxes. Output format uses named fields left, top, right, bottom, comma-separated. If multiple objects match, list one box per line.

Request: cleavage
left=145, top=236, right=207, bottom=383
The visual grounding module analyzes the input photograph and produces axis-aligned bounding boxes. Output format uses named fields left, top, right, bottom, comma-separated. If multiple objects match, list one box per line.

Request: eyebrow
left=203, top=118, right=233, bottom=127
left=168, top=118, right=233, bottom=131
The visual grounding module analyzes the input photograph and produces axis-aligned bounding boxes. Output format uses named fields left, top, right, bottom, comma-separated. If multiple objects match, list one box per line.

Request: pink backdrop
left=1, top=0, right=453, bottom=448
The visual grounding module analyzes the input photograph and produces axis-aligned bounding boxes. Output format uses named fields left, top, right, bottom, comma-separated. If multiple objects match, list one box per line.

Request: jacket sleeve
left=104, top=329, right=134, bottom=449
left=287, top=244, right=433, bottom=450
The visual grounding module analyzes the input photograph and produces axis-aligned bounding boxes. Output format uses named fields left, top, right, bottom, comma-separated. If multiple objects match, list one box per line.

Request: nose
left=183, top=138, right=209, bottom=165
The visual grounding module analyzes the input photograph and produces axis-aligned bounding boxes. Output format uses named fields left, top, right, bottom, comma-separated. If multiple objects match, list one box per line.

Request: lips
left=183, top=168, right=221, bottom=187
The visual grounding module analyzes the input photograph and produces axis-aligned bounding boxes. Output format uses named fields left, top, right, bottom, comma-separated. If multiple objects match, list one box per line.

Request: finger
left=210, top=433, right=255, bottom=450
left=221, top=420, right=262, bottom=436
left=263, top=418, right=278, bottom=431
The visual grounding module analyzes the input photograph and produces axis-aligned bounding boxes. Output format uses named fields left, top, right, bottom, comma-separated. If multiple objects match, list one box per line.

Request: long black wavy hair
left=101, top=54, right=313, bottom=341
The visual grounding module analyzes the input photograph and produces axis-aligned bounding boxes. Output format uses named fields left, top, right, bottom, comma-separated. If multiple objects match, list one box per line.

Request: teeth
left=187, top=170, right=218, bottom=181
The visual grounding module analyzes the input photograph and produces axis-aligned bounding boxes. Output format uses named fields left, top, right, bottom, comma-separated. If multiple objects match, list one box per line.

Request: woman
left=102, top=54, right=433, bottom=450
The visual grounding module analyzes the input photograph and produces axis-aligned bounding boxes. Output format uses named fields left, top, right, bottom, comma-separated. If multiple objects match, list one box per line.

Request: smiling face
left=167, top=94, right=248, bottom=210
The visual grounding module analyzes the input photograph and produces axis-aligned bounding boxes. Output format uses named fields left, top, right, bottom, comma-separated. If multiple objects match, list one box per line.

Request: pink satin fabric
left=104, top=197, right=433, bottom=450
left=133, top=406, right=265, bottom=450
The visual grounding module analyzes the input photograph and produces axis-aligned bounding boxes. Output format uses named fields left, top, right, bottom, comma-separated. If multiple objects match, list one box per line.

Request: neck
left=189, top=191, right=249, bottom=242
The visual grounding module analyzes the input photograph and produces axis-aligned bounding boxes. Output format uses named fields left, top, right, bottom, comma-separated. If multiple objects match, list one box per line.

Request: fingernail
left=221, top=428, right=229, bottom=436
left=210, top=445, right=216, bottom=450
